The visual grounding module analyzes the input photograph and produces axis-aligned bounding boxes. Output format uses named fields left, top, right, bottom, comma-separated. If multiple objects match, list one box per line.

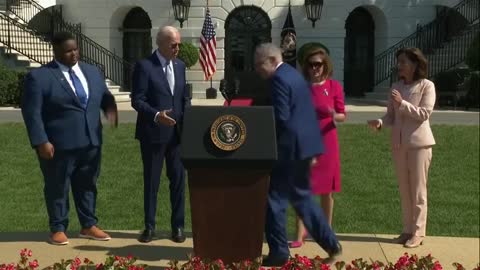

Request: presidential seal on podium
left=210, top=114, right=247, bottom=151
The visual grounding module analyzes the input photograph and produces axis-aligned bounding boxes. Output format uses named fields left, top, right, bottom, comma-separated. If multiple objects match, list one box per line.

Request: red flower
left=28, top=259, right=39, bottom=269
left=27, top=250, right=32, bottom=257
left=20, top=249, right=28, bottom=257
left=84, top=258, right=90, bottom=264
left=96, top=263, right=104, bottom=270
left=433, top=261, right=443, bottom=270
left=321, top=264, right=331, bottom=270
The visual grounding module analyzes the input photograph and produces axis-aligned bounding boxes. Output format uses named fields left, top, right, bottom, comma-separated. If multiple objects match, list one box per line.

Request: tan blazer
left=380, top=79, right=436, bottom=148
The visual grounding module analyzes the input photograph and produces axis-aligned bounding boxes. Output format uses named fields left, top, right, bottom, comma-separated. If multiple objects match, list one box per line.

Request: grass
left=0, top=123, right=478, bottom=237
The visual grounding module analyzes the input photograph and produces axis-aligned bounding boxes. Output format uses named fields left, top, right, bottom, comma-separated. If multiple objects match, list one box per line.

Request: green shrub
left=177, top=42, right=199, bottom=69
left=466, top=35, right=479, bottom=71
left=465, top=71, right=479, bottom=108
left=433, top=67, right=470, bottom=93
left=0, top=63, right=25, bottom=107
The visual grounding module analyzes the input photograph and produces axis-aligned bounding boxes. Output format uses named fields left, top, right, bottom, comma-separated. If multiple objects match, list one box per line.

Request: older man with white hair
left=131, top=25, right=191, bottom=243
left=254, top=43, right=342, bottom=266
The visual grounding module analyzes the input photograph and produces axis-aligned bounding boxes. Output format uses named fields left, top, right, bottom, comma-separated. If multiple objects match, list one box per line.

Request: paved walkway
left=0, top=232, right=478, bottom=269
left=1, top=99, right=479, bottom=125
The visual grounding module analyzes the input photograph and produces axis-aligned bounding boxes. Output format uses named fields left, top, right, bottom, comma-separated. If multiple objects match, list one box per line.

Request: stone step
left=111, top=91, right=130, bottom=103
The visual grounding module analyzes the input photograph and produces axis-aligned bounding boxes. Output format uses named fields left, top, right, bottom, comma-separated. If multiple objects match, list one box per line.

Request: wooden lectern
left=181, top=106, right=277, bottom=264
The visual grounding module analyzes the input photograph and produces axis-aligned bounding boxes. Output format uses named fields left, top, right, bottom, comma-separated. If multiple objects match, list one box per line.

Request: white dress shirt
left=55, top=60, right=89, bottom=98
left=155, top=50, right=175, bottom=94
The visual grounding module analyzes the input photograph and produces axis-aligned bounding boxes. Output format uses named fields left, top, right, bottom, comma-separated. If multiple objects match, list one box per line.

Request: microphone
left=219, top=79, right=227, bottom=95
left=234, top=79, right=240, bottom=96
left=219, top=79, right=231, bottom=106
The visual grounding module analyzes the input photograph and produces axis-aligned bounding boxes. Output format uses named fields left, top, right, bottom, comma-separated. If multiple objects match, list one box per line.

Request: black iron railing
left=4, top=0, right=133, bottom=90
left=375, top=0, right=480, bottom=86
left=0, top=12, right=52, bottom=64
left=389, top=23, right=479, bottom=85
left=0, top=12, right=107, bottom=74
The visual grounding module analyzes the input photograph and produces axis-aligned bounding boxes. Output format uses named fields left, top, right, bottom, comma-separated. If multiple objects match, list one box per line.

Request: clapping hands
left=391, top=89, right=403, bottom=107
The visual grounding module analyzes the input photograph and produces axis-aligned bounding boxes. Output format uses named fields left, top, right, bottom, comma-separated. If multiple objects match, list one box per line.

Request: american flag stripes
left=199, top=8, right=216, bottom=80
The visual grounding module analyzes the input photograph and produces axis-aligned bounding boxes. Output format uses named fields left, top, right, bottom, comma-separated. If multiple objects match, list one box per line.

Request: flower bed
left=1, top=249, right=478, bottom=270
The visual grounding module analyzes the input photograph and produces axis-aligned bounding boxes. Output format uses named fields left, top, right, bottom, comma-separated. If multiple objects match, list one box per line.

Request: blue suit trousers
left=265, top=159, right=338, bottom=258
left=38, top=146, right=100, bottom=233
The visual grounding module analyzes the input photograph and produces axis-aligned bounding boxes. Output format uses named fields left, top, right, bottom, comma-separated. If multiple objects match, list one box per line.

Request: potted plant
left=177, top=42, right=199, bottom=98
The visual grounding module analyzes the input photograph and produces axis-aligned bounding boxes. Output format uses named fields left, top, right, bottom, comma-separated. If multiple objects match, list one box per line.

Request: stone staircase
left=0, top=4, right=130, bottom=103
left=366, top=21, right=478, bottom=104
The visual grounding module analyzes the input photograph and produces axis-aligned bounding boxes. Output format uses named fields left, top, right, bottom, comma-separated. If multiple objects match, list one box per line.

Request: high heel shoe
left=404, top=236, right=424, bottom=248
left=288, top=231, right=308, bottom=249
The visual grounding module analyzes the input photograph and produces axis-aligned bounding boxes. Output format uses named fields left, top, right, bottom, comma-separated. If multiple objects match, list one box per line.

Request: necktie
left=68, top=68, right=88, bottom=108
left=165, top=61, right=175, bottom=95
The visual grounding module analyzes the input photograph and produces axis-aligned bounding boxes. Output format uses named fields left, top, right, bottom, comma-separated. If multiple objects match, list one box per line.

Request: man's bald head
left=156, top=26, right=181, bottom=60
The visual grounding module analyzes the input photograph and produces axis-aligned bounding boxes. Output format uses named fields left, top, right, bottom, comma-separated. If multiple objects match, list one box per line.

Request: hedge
left=0, top=62, right=26, bottom=107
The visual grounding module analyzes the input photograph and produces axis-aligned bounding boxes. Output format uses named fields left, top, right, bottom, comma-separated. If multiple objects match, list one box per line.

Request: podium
left=181, top=106, right=277, bottom=264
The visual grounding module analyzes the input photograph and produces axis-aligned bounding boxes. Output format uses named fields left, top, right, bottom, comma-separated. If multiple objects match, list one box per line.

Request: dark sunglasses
left=308, top=61, right=324, bottom=69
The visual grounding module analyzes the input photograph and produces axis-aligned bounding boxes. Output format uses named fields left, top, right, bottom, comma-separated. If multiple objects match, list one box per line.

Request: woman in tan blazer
left=368, top=47, right=436, bottom=248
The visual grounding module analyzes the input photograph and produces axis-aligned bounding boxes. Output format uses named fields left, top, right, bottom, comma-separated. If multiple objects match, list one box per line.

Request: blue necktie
left=68, top=68, right=88, bottom=108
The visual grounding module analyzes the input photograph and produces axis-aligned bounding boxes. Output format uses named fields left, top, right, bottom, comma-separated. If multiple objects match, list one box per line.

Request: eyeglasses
left=308, top=61, right=324, bottom=69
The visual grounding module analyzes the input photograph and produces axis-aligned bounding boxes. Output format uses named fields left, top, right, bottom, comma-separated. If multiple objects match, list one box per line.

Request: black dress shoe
left=138, top=229, right=156, bottom=243
left=171, top=228, right=186, bottom=243
left=324, top=242, right=343, bottom=264
left=262, top=255, right=288, bottom=267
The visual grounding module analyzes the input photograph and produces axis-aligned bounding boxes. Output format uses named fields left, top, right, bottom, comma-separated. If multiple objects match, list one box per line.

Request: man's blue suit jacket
left=270, top=63, right=324, bottom=161
left=21, top=61, right=116, bottom=150
left=131, top=53, right=191, bottom=144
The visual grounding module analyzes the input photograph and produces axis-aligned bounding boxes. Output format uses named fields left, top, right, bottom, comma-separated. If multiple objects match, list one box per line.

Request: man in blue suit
left=132, top=26, right=191, bottom=243
left=254, top=43, right=342, bottom=265
left=21, top=31, right=117, bottom=245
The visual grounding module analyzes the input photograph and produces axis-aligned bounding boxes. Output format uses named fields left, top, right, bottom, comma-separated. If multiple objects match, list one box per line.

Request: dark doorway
left=344, top=7, right=374, bottom=97
left=225, top=6, right=272, bottom=104
left=122, top=7, right=152, bottom=87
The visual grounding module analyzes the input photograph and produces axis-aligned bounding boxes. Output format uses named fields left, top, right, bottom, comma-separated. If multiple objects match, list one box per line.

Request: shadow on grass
left=106, top=231, right=193, bottom=240
left=336, top=234, right=394, bottom=243
left=0, top=232, right=49, bottom=242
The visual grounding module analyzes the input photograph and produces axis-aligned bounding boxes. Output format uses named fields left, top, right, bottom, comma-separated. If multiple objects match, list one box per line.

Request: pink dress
left=310, top=79, right=345, bottom=195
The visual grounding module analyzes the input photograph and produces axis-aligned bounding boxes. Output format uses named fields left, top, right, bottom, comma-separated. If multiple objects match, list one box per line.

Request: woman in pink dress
left=290, top=47, right=346, bottom=248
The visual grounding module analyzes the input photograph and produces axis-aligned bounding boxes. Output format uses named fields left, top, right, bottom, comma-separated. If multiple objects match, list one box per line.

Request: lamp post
left=172, top=0, right=191, bottom=28
left=304, top=0, right=323, bottom=28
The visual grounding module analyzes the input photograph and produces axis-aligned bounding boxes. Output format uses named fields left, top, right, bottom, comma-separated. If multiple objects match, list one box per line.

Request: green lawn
left=0, top=123, right=478, bottom=237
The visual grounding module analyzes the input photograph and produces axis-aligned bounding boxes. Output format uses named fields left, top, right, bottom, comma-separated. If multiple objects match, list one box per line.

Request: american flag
left=199, top=8, right=216, bottom=80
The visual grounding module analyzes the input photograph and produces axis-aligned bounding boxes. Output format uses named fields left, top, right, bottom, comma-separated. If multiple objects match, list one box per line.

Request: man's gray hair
left=255, top=43, right=283, bottom=61
left=156, top=26, right=179, bottom=45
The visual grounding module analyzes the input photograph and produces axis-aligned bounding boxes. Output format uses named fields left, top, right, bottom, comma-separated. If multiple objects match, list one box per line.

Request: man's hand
left=105, top=107, right=118, bottom=127
left=367, top=119, right=381, bottom=131
left=310, top=157, right=317, bottom=167
left=155, top=109, right=176, bottom=126
left=37, top=142, right=54, bottom=160
left=391, top=89, right=403, bottom=107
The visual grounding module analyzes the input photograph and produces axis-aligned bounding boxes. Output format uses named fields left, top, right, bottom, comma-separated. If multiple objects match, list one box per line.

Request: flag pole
left=207, top=0, right=211, bottom=89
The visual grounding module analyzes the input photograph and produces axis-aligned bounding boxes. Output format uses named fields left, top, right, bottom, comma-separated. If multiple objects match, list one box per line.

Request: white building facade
left=20, top=0, right=471, bottom=98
